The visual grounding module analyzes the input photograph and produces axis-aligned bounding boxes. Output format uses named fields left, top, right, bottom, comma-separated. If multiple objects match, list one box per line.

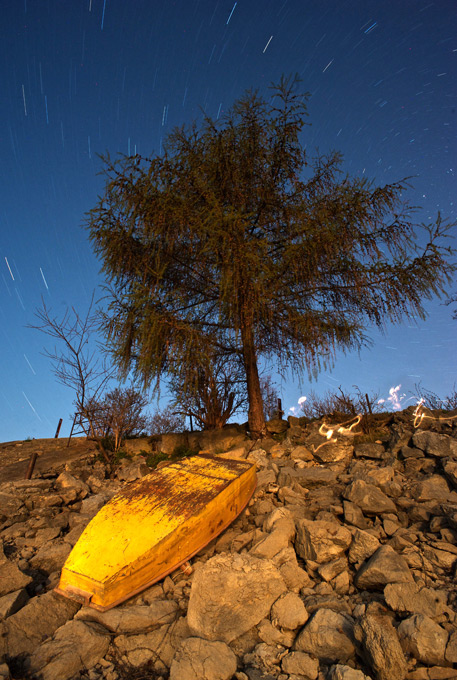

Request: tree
left=28, top=295, right=114, bottom=443
left=86, top=75, right=455, bottom=436
left=93, top=386, right=149, bottom=451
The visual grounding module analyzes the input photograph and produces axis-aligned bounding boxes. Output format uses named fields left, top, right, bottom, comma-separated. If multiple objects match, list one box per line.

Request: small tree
left=95, top=386, right=149, bottom=451
left=148, top=406, right=185, bottom=435
left=28, top=295, right=114, bottom=443
left=87, top=75, right=455, bottom=436
left=301, top=385, right=384, bottom=419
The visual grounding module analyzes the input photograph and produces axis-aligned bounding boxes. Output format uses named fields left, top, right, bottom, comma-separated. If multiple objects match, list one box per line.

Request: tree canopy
left=87, top=75, right=455, bottom=435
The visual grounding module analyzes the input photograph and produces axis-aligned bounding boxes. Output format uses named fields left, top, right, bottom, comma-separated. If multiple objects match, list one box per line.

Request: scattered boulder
left=187, top=553, right=286, bottom=643
left=355, top=610, right=407, bottom=680
left=294, top=608, right=355, bottom=663
left=398, top=614, right=450, bottom=666
left=169, top=636, right=237, bottom=680
left=354, top=544, right=415, bottom=590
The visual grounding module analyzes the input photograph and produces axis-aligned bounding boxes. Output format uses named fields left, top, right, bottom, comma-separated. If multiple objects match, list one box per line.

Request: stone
left=0, top=493, right=24, bottom=519
left=270, top=592, right=309, bottom=630
left=294, top=467, right=337, bottom=488
left=328, top=665, right=373, bottom=680
left=113, top=624, right=175, bottom=671
left=412, top=430, right=457, bottom=458
left=412, top=475, right=451, bottom=502
left=265, top=419, right=289, bottom=434
left=250, top=523, right=294, bottom=560
left=355, top=612, right=407, bottom=680
left=343, top=500, right=369, bottom=529
left=281, top=651, right=319, bottom=678
left=0, top=560, right=33, bottom=596
left=318, top=556, right=348, bottom=582
left=354, top=442, right=386, bottom=459
left=384, top=583, right=451, bottom=618
left=28, top=620, right=110, bottom=680
left=257, top=619, right=295, bottom=648
left=294, top=608, right=355, bottom=663
left=0, top=588, right=29, bottom=620
left=272, top=547, right=312, bottom=592
left=348, top=529, right=381, bottom=565
left=55, top=472, right=89, bottom=498
left=75, top=600, right=179, bottom=632
left=187, top=553, right=286, bottom=643
left=0, top=591, right=80, bottom=659
left=445, top=630, right=457, bottom=663
left=29, top=541, right=72, bottom=573
left=169, top=637, right=237, bottom=680
left=443, top=460, right=457, bottom=488
left=343, top=479, right=397, bottom=514
left=354, top=544, right=414, bottom=590
left=295, top=519, right=352, bottom=564
left=398, top=614, right=449, bottom=666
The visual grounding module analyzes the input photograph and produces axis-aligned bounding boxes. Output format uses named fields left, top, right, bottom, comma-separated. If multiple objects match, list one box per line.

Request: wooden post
left=25, top=452, right=38, bottom=480
left=365, top=393, right=373, bottom=416
left=54, top=418, right=63, bottom=438
left=277, top=398, right=284, bottom=419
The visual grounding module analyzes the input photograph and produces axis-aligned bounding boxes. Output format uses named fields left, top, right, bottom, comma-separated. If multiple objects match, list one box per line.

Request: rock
left=187, top=553, right=286, bottom=643
left=281, top=650, right=319, bottom=678
left=29, top=541, right=72, bottom=573
left=355, top=611, right=407, bottom=680
left=343, top=500, right=369, bottom=529
left=317, top=556, right=348, bottom=582
left=412, top=475, right=451, bottom=502
left=311, top=440, right=353, bottom=464
left=250, top=522, right=294, bottom=559
left=292, top=467, right=337, bottom=488
left=328, top=665, right=373, bottom=680
left=116, top=460, right=150, bottom=481
left=270, top=592, right=309, bottom=630
left=348, top=529, right=381, bottom=566
left=0, top=493, right=24, bottom=519
left=384, top=583, right=451, bottom=618
left=398, top=614, right=449, bottom=666
left=343, top=480, right=397, bottom=514
left=75, top=600, right=179, bottom=632
left=295, top=519, right=352, bottom=564
left=0, top=560, right=33, bottom=596
left=55, top=472, right=89, bottom=498
left=113, top=624, right=176, bottom=671
left=169, top=637, right=237, bottom=680
left=354, top=442, right=386, bottom=459
left=265, top=419, right=289, bottom=434
left=354, top=544, right=414, bottom=590
left=294, top=608, right=355, bottom=663
left=272, top=547, right=312, bottom=592
left=0, top=588, right=29, bottom=620
left=445, top=630, right=457, bottom=663
left=0, top=591, right=80, bottom=659
left=412, top=430, right=457, bottom=458
left=443, top=459, right=457, bottom=488
left=28, top=620, right=110, bottom=680
left=257, top=618, right=295, bottom=647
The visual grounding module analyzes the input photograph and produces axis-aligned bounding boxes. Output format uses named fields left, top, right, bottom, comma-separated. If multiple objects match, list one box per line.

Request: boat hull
left=55, top=454, right=256, bottom=610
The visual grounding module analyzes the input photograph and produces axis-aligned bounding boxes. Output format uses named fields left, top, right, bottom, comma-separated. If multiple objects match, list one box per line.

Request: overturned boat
left=55, top=453, right=256, bottom=611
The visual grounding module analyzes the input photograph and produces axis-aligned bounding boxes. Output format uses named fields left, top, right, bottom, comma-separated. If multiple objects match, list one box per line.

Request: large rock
left=355, top=612, right=407, bottom=680
left=270, top=592, right=309, bottom=630
left=28, top=620, right=110, bottom=680
left=75, top=600, right=179, bottom=632
left=0, top=591, right=80, bottom=660
left=169, top=637, right=237, bottom=680
left=328, top=665, right=373, bottom=680
left=294, top=608, right=355, bottom=663
left=187, top=553, right=286, bottom=643
left=0, top=560, right=33, bottom=597
left=384, top=583, right=451, bottom=618
left=412, top=430, right=457, bottom=458
left=295, top=519, right=352, bottom=564
left=29, top=541, right=72, bottom=573
left=412, top=475, right=451, bottom=502
left=348, top=528, right=380, bottom=566
left=354, top=545, right=414, bottom=590
left=343, top=480, right=396, bottom=514
left=281, top=651, right=319, bottom=678
left=397, top=614, right=449, bottom=666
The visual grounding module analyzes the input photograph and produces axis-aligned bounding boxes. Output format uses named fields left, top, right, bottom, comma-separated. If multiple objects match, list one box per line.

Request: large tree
left=86, top=75, right=455, bottom=435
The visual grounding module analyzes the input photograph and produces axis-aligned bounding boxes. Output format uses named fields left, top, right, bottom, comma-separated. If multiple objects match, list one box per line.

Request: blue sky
left=1, top=0, right=455, bottom=441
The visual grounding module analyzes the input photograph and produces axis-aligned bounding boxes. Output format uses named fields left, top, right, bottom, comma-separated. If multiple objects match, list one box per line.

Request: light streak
left=263, top=35, right=273, bottom=53
left=101, top=0, right=106, bottom=30
left=24, top=354, right=36, bottom=375
left=45, top=95, right=49, bottom=124
left=364, top=21, right=378, bottom=34
left=322, top=59, right=334, bottom=73
left=22, top=392, right=42, bottom=421
left=226, top=2, right=237, bottom=25
left=40, top=267, right=49, bottom=290
left=5, top=257, right=14, bottom=281
left=312, top=415, right=362, bottom=454
left=412, top=401, right=457, bottom=428
left=22, top=84, right=27, bottom=116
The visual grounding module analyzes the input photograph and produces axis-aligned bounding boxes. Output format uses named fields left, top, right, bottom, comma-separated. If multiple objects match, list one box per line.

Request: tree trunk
left=241, top=322, right=265, bottom=436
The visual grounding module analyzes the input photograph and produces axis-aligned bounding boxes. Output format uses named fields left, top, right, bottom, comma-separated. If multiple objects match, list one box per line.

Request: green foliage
left=87, top=74, right=456, bottom=436
left=146, top=451, right=168, bottom=469
left=172, top=443, right=198, bottom=459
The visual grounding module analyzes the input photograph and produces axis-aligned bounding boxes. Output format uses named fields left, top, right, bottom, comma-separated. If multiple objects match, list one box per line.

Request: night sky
left=1, top=0, right=456, bottom=442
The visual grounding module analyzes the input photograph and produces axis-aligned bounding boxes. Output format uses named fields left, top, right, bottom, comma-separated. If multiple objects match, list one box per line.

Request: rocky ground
left=0, top=407, right=457, bottom=680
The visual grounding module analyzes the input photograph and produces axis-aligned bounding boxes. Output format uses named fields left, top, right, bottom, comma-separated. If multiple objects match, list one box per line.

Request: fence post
left=54, top=418, right=63, bottom=438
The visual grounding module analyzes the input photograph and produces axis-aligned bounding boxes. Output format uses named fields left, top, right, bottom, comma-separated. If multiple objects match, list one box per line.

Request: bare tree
left=28, top=295, right=114, bottom=452
left=93, top=386, right=149, bottom=451
left=148, top=406, right=186, bottom=435
left=301, top=385, right=384, bottom=419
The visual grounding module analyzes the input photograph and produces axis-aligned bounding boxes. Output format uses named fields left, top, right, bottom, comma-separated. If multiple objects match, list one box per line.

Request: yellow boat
left=55, top=454, right=256, bottom=611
